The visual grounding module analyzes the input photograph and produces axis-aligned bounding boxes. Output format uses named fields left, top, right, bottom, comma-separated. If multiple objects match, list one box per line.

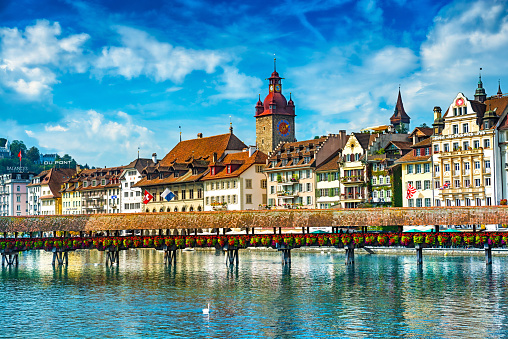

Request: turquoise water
left=1, top=249, right=508, bottom=338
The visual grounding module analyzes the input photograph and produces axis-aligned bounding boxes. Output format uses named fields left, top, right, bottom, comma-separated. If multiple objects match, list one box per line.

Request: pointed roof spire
left=390, top=87, right=410, bottom=126
left=274, top=54, right=276, bottom=72
left=498, top=79, right=503, bottom=97
left=475, top=67, right=487, bottom=102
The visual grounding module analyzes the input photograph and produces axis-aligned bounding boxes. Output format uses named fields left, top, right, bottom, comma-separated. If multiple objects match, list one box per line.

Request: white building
left=120, top=158, right=154, bottom=213
left=315, top=153, right=341, bottom=209
left=202, top=147, right=267, bottom=211
left=27, top=170, right=47, bottom=215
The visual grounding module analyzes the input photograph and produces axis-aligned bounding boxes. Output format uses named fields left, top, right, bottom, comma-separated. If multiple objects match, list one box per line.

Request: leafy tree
left=419, top=123, right=429, bottom=128
left=395, top=123, right=408, bottom=134
left=10, top=140, right=27, bottom=158
left=26, top=146, right=41, bottom=163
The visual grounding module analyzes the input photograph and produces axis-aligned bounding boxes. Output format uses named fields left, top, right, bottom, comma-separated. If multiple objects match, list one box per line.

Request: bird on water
left=203, top=303, right=210, bottom=315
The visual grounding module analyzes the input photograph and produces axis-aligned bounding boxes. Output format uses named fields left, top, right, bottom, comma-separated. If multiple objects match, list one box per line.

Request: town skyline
left=1, top=0, right=507, bottom=167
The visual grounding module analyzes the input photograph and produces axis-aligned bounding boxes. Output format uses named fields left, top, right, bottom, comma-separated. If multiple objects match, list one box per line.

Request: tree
left=419, top=123, right=429, bottom=128
left=395, top=123, right=408, bottom=134
left=10, top=140, right=27, bottom=158
left=26, top=146, right=41, bottom=163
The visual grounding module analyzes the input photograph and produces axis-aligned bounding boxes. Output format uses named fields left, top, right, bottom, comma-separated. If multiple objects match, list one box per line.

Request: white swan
left=202, top=303, right=210, bottom=315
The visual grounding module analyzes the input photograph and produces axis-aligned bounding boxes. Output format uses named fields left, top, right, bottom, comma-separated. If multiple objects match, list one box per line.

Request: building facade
left=0, top=172, right=33, bottom=216
left=265, top=133, right=348, bottom=209
left=27, top=168, right=76, bottom=215
left=135, top=131, right=247, bottom=213
left=315, top=153, right=342, bottom=209
left=120, top=158, right=154, bottom=213
left=432, top=89, right=508, bottom=207
left=202, top=147, right=267, bottom=211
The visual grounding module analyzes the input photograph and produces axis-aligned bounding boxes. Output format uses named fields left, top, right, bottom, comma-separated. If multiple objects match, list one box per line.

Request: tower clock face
left=269, top=85, right=274, bottom=92
left=275, top=84, right=281, bottom=92
left=277, top=119, right=291, bottom=137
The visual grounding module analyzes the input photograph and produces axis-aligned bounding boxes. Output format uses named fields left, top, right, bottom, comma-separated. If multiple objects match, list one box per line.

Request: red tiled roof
left=395, top=151, right=431, bottom=164
left=316, top=153, right=340, bottom=171
left=412, top=138, right=432, bottom=147
left=202, top=150, right=267, bottom=180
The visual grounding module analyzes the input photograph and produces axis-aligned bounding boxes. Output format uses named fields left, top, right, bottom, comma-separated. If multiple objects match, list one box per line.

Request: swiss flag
left=18, top=150, right=22, bottom=161
left=143, top=190, right=153, bottom=204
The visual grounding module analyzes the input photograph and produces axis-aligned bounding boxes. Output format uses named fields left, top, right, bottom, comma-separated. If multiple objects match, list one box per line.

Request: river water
left=1, top=248, right=508, bottom=338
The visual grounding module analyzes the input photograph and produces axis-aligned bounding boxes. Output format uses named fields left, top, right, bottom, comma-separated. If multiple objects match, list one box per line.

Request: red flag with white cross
left=143, top=190, right=153, bottom=204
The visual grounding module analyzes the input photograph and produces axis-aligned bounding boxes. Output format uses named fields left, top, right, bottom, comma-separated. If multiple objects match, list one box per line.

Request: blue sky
left=1, top=0, right=508, bottom=166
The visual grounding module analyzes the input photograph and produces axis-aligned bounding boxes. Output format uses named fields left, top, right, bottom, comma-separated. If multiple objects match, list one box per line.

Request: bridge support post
left=226, top=248, right=239, bottom=266
left=415, top=244, right=423, bottom=265
left=484, top=243, right=492, bottom=265
left=52, top=250, right=68, bottom=266
left=345, top=244, right=354, bottom=265
left=105, top=248, right=119, bottom=266
left=281, top=249, right=291, bottom=266
left=164, top=248, right=177, bottom=265
left=1, top=252, right=19, bottom=266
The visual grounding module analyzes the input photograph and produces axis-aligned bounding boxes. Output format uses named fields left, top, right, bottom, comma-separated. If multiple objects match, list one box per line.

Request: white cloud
left=0, top=20, right=90, bottom=99
left=26, top=110, right=157, bottom=166
left=95, top=26, right=228, bottom=83
left=210, top=66, right=262, bottom=100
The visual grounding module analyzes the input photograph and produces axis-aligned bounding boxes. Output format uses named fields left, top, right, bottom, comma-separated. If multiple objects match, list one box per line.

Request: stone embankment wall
left=0, top=206, right=506, bottom=232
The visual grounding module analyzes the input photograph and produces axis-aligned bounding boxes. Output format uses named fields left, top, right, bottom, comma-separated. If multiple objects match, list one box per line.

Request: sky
left=1, top=0, right=508, bottom=167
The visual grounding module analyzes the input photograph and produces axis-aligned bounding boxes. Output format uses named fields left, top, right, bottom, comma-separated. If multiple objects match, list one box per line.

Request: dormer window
left=281, top=159, right=288, bottom=166
left=286, top=149, right=290, bottom=154
left=211, top=167, right=215, bottom=175
left=227, top=165, right=231, bottom=174
left=101, top=179, right=106, bottom=185
left=271, top=160, right=277, bottom=167
left=304, top=156, right=311, bottom=164
left=92, top=180, right=96, bottom=186
left=83, top=181, right=88, bottom=188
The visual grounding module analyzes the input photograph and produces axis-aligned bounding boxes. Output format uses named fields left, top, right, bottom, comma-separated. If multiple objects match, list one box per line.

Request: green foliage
left=26, top=146, right=40, bottom=163
left=391, top=165, right=403, bottom=207
left=10, top=140, right=27, bottom=158
left=395, top=123, right=409, bottom=134
left=419, top=123, right=429, bottom=128
left=376, top=149, right=385, bottom=154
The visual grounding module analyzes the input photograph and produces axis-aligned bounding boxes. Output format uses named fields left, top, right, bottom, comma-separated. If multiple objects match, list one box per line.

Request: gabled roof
left=37, top=168, right=76, bottom=198
left=202, top=150, right=267, bottom=180
left=388, top=141, right=413, bottom=150
left=410, top=127, right=433, bottom=138
left=316, top=153, right=341, bottom=171
left=352, top=133, right=377, bottom=150
left=394, top=151, right=431, bottom=164
left=412, top=138, right=432, bottom=147
left=160, top=133, right=246, bottom=166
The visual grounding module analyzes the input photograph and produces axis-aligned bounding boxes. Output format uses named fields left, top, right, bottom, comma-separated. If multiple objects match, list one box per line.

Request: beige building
left=432, top=87, right=508, bottom=207
left=315, top=153, right=342, bottom=209
left=135, top=130, right=246, bottom=213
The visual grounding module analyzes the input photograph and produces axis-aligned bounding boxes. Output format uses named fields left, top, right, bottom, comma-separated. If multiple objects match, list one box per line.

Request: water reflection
left=1, top=250, right=508, bottom=338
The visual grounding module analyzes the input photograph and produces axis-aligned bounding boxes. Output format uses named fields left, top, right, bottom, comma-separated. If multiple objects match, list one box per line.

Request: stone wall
left=0, top=206, right=507, bottom=232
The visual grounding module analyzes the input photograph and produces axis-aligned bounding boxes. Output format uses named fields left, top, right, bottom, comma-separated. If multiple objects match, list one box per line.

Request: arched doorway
left=197, top=206, right=202, bottom=211
left=174, top=207, right=178, bottom=212
left=167, top=207, right=171, bottom=212
left=189, top=206, right=194, bottom=212
left=152, top=208, right=156, bottom=212
left=181, top=206, right=186, bottom=212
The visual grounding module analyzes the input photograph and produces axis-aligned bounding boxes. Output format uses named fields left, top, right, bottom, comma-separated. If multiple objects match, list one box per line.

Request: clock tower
left=255, top=59, right=296, bottom=155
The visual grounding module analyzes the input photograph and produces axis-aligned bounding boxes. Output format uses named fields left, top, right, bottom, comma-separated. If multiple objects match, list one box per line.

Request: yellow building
left=61, top=177, right=82, bottom=215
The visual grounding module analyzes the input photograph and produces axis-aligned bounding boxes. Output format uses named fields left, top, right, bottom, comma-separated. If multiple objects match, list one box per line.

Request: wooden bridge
left=0, top=206, right=506, bottom=233
left=1, top=207, right=506, bottom=268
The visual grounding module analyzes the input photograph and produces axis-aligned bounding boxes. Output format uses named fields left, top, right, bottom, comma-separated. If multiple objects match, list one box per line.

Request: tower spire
left=475, top=67, right=487, bottom=103
left=498, top=79, right=503, bottom=98
left=274, top=54, right=276, bottom=72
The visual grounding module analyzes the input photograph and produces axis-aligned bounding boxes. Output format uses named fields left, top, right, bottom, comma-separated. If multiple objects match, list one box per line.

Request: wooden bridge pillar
left=415, top=244, right=423, bottom=265
left=484, top=243, right=492, bottom=265
left=105, top=248, right=119, bottom=266
left=52, top=250, right=68, bottom=266
left=164, top=247, right=177, bottom=265
left=345, top=244, right=355, bottom=265
left=281, top=249, right=291, bottom=266
left=226, top=249, right=239, bottom=266
left=434, top=225, right=439, bottom=233
left=2, top=253, right=19, bottom=266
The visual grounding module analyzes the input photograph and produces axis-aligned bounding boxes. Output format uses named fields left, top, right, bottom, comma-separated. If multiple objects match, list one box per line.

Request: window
left=455, top=199, right=461, bottom=206
left=245, top=179, right=252, bottom=189
left=407, top=164, right=414, bottom=174
left=255, top=165, right=264, bottom=173
left=454, top=180, right=460, bottom=188
left=425, top=198, right=431, bottom=207
left=16, top=196, right=20, bottom=202
left=124, top=192, right=128, bottom=197
left=416, top=164, right=422, bottom=174
left=464, top=179, right=470, bottom=188
left=474, top=161, right=480, bottom=169
left=379, top=177, right=384, bottom=185
left=453, top=125, right=459, bottom=134
left=246, top=194, right=252, bottom=204
left=416, top=148, right=421, bottom=156
left=233, top=195, right=237, bottom=204
left=181, top=190, right=186, bottom=199
left=407, top=181, right=413, bottom=189
left=408, top=199, right=414, bottom=207
left=453, top=142, right=459, bottom=151
left=444, top=143, right=450, bottom=152
left=355, top=153, right=360, bottom=161
left=465, top=198, right=471, bottom=206
left=435, top=199, right=441, bottom=207
left=434, top=145, right=439, bottom=153
left=379, top=190, right=384, bottom=198
left=261, top=180, right=267, bottom=189
left=386, top=176, right=390, bottom=184
left=270, top=186, right=275, bottom=194
left=189, top=189, right=194, bottom=199
left=281, top=159, right=288, bottom=166
left=475, top=179, right=481, bottom=187
left=424, top=180, right=431, bottom=190
left=474, top=140, right=480, bottom=149
left=101, top=179, right=106, bottom=185
left=206, top=197, right=209, bottom=205
left=227, top=165, right=231, bottom=174
left=485, top=177, right=491, bottom=186
left=372, top=191, right=377, bottom=198
left=453, top=107, right=457, bottom=116
left=446, top=199, right=452, bottom=207
left=435, top=180, right=440, bottom=189
left=463, top=141, right=469, bottom=150
left=476, top=198, right=481, bottom=206
left=373, top=163, right=378, bottom=171
left=487, top=197, right=492, bottom=206
left=306, top=183, right=312, bottom=191
left=386, top=190, right=391, bottom=198
left=434, top=165, right=440, bottom=173
left=485, top=160, right=491, bottom=169
left=416, top=181, right=422, bottom=190
left=484, top=139, right=490, bottom=148
left=372, top=177, right=377, bottom=185
left=425, top=148, right=430, bottom=156
left=306, top=196, right=312, bottom=205
left=454, top=163, right=460, bottom=172
left=424, top=163, right=430, bottom=173
left=462, top=123, right=469, bottom=133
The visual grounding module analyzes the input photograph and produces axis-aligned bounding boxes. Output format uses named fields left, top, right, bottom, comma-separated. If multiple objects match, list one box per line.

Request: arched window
left=167, top=207, right=171, bottom=212
left=174, top=207, right=178, bottom=212
left=152, top=208, right=156, bottom=212
left=181, top=207, right=186, bottom=212
left=197, top=206, right=202, bottom=211
left=146, top=209, right=150, bottom=213
left=189, top=206, right=194, bottom=212
left=160, top=207, right=164, bottom=212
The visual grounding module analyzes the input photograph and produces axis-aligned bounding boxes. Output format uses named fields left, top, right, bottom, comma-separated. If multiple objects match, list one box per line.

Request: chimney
left=248, top=145, right=256, bottom=157
left=152, top=153, right=157, bottom=164
left=213, top=152, right=218, bottom=162
left=76, top=164, right=80, bottom=172
left=197, top=133, right=203, bottom=138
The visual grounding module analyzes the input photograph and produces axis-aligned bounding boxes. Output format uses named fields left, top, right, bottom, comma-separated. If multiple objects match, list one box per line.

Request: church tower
left=255, top=59, right=296, bottom=155
left=474, top=69, right=487, bottom=103
left=390, top=88, right=411, bottom=131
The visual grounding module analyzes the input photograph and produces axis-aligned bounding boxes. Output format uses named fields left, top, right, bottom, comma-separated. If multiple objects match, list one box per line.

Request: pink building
left=0, top=172, right=34, bottom=216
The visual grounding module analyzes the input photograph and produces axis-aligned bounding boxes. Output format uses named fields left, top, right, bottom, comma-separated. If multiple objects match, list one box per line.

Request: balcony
left=342, top=193, right=365, bottom=200
left=440, top=148, right=485, bottom=157
left=341, top=176, right=365, bottom=184
left=277, top=178, right=299, bottom=185
left=438, top=186, right=485, bottom=195
left=277, top=191, right=297, bottom=198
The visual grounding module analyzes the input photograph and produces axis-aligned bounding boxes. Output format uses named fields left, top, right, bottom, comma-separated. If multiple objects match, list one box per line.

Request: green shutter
left=317, top=189, right=321, bottom=197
